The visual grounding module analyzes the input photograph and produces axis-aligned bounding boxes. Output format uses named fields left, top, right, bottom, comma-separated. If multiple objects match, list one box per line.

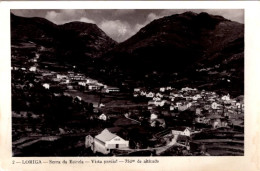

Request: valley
left=11, top=11, right=244, bottom=156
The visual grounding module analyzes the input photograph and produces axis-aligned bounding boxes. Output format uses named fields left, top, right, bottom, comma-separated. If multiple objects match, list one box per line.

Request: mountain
left=11, top=12, right=244, bottom=96
left=105, top=12, right=243, bottom=72
left=103, top=12, right=244, bottom=95
left=59, top=22, right=116, bottom=58
left=11, top=13, right=117, bottom=64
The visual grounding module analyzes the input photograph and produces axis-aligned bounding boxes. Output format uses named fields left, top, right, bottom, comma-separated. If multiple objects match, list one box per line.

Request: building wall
left=93, top=138, right=110, bottom=154
left=106, top=136, right=129, bottom=149
left=92, top=136, right=129, bottom=154
left=85, top=135, right=94, bottom=148
left=172, top=129, right=191, bottom=137
left=183, top=129, right=191, bottom=137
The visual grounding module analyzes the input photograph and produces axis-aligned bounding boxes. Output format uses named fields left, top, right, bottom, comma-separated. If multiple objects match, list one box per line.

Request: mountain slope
left=101, top=12, right=244, bottom=95
left=11, top=12, right=244, bottom=95
left=58, top=22, right=117, bottom=59
left=11, top=13, right=117, bottom=64
left=104, top=12, right=243, bottom=73
left=11, top=13, right=57, bottom=46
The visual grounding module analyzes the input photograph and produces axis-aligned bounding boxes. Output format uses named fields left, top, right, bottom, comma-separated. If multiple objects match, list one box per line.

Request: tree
left=88, top=103, right=94, bottom=113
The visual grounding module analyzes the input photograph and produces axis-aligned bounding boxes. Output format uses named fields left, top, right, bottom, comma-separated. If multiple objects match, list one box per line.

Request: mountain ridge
left=103, top=12, right=243, bottom=69
left=100, top=11, right=244, bottom=95
left=11, top=12, right=244, bottom=95
left=11, top=13, right=117, bottom=63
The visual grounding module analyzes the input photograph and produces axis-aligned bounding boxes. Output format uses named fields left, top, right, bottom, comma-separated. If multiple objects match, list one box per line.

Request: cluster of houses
left=12, top=51, right=39, bottom=72
left=133, top=86, right=244, bottom=128
left=52, top=72, right=119, bottom=93
left=85, top=85, right=244, bottom=155
left=12, top=50, right=120, bottom=94
left=17, top=63, right=120, bottom=94
left=83, top=86, right=244, bottom=155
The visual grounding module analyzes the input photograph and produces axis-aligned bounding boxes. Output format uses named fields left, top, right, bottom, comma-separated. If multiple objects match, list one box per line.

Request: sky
left=11, top=9, right=244, bottom=42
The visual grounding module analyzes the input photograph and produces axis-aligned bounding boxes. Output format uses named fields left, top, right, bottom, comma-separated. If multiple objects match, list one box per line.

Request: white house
left=154, top=100, right=165, bottom=107
left=211, top=102, right=221, bottom=110
left=12, top=67, right=19, bottom=71
left=140, top=91, right=147, bottom=96
left=195, top=108, right=202, bottom=115
left=150, top=113, right=158, bottom=120
left=88, top=84, right=99, bottom=90
left=187, top=102, right=192, bottom=108
left=236, top=102, right=242, bottom=109
left=134, top=88, right=141, bottom=92
left=166, top=86, right=172, bottom=90
left=35, top=53, right=40, bottom=58
left=148, top=105, right=153, bottom=110
left=98, top=113, right=107, bottom=121
left=170, top=105, right=175, bottom=111
left=29, top=66, right=37, bottom=72
left=78, top=81, right=87, bottom=86
left=105, top=87, right=120, bottom=93
left=181, top=87, right=197, bottom=92
left=221, top=94, right=230, bottom=101
left=42, top=83, right=50, bottom=89
left=71, top=74, right=85, bottom=81
left=133, top=94, right=139, bottom=97
left=57, top=74, right=68, bottom=79
left=99, top=103, right=105, bottom=108
left=146, top=92, right=155, bottom=98
left=193, top=94, right=202, bottom=101
left=212, top=119, right=228, bottom=129
left=160, top=87, right=166, bottom=92
left=172, top=127, right=191, bottom=137
left=153, top=97, right=161, bottom=101
left=156, top=93, right=163, bottom=98
left=75, top=96, right=82, bottom=101
left=86, top=78, right=98, bottom=84
left=64, top=79, right=70, bottom=84
left=92, top=129, right=129, bottom=154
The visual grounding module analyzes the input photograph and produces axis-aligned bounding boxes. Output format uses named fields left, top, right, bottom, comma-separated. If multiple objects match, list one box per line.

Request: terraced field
left=191, top=129, right=244, bottom=156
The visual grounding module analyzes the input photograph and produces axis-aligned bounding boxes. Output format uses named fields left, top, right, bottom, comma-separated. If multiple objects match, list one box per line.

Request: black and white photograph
left=10, top=9, right=244, bottom=157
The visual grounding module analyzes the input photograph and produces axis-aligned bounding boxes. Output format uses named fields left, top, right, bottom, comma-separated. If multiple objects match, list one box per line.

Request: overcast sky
left=11, top=9, right=244, bottom=42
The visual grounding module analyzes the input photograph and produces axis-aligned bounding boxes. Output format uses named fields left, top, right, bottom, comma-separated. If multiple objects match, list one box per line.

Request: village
left=84, top=85, right=244, bottom=156
left=11, top=50, right=244, bottom=156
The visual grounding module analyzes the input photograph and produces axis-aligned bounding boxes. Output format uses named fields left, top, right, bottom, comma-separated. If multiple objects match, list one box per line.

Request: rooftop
left=95, top=128, right=117, bottom=142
